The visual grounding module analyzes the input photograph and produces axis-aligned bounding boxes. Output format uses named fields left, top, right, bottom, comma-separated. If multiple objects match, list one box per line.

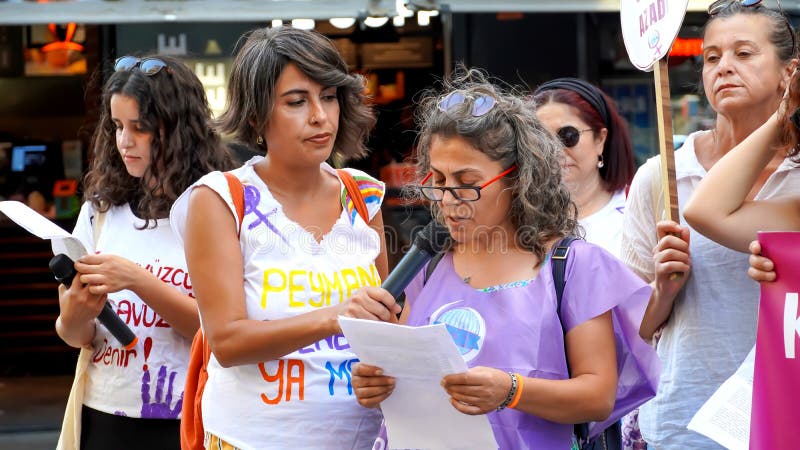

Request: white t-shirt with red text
left=72, top=202, right=191, bottom=419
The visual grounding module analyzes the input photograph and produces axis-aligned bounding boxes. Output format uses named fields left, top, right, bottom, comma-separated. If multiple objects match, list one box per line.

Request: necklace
left=461, top=265, right=540, bottom=286
left=460, top=252, right=548, bottom=286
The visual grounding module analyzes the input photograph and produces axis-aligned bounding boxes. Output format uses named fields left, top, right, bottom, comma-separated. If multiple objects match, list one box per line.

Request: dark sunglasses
left=707, top=0, right=796, bottom=52
left=114, top=56, right=171, bottom=76
left=438, top=91, right=497, bottom=117
left=556, top=125, right=593, bottom=148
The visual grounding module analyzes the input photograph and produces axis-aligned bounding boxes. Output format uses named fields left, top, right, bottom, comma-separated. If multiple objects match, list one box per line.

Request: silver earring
left=597, top=155, right=604, bottom=169
left=257, top=136, right=264, bottom=145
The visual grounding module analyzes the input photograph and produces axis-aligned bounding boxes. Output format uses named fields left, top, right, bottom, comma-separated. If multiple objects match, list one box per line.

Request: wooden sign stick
left=653, top=57, right=679, bottom=222
left=653, top=57, right=682, bottom=279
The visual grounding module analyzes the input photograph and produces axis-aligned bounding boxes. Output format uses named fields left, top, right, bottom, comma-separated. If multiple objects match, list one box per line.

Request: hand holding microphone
left=50, top=254, right=138, bottom=349
left=336, top=220, right=450, bottom=326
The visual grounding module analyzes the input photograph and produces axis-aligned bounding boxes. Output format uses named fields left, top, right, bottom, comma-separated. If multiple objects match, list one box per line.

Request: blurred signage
left=668, top=37, right=702, bottom=57
left=360, top=36, right=433, bottom=69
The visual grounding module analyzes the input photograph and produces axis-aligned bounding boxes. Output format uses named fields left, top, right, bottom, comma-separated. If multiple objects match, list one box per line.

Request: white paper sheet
left=338, top=316, right=497, bottom=450
left=0, top=200, right=87, bottom=260
left=687, top=346, right=755, bottom=450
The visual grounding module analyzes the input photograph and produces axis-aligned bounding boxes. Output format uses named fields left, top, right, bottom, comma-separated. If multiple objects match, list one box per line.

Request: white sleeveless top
left=579, top=189, right=626, bottom=258
left=170, top=158, right=385, bottom=449
left=622, top=131, right=800, bottom=449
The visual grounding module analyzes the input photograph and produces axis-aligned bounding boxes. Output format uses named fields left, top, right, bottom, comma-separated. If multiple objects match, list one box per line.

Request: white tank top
left=170, top=159, right=385, bottom=449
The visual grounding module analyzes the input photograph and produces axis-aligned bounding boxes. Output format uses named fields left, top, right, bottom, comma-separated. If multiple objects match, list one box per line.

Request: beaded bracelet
left=496, top=372, right=518, bottom=412
left=507, top=374, right=524, bottom=409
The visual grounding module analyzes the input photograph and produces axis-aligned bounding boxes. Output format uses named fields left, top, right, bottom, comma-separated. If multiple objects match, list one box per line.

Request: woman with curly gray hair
left=351, top=70, right=657, bottom=449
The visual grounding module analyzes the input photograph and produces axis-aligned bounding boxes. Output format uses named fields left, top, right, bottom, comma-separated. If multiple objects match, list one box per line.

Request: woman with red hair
left=533, top=78, right=635, bottom=258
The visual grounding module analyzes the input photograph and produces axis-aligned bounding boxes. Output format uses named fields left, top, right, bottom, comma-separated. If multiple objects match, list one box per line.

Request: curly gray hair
left=413, top=68, right=579, bottom=261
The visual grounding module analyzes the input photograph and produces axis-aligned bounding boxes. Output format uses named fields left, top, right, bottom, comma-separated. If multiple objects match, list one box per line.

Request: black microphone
left=382, top=220, right=450, bottom=302
left=50, top=254, right=138, bottom=350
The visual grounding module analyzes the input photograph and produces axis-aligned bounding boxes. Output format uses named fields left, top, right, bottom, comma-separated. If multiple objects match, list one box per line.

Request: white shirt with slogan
left=170, top=158, right=385, bottom=450
left=73, top=201, right=191, bottom=419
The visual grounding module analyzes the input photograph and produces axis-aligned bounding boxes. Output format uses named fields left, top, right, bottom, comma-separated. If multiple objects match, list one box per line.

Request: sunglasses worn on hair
left=707, top=0, right=796, bottom=52
left=437, top=91, right=497, bottom=117
left=557, top=126, right=593, bottom=148
left=415, top=165, right=517, bottom=202
left=708, top=0, right=762, bottom=15
left=114, top=56, right=171, bottom=76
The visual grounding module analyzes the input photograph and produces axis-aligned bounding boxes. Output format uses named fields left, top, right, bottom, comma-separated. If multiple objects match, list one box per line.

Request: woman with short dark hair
left=172, top=27, right=395, bottom=449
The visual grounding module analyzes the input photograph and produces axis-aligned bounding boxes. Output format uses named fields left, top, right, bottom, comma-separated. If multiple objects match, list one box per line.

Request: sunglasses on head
left=114, top=56, right=171, bottom=76
left=707, top=0, right=796, bottom=52
left=437, top=91, right=497, bottom=117
left=556, top=125, right=593, bottom=148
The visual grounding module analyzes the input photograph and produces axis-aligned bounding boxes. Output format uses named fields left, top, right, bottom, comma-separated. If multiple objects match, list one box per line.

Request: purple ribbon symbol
left=244, top=185, right=288, bottom=243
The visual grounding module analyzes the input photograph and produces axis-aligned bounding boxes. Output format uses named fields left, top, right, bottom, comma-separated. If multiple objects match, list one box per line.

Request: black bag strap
left=396, top=250, right=444, bottom=309
left=552, top=235, right=579, bottom=329
left=424, top=251, right=447, bottom=284
left=550, top=236, right=594, bottom=445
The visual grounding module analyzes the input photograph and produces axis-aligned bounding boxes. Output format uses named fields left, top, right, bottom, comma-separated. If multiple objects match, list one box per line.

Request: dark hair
left=84, top=55, right=232, bottom=227
left=532, top=81, right=635, bottom=193
left=414, top=68, right=579, bottom=262
left=780, top=70, right=800, bottom=160
left=216, top=26, right=376, bottom=160
left=703, top=2, right=797, bottom=63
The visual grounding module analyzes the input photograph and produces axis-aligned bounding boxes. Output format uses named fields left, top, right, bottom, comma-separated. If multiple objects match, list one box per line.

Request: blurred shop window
left=604, top=79, right=658, bottom=167
left=184, top=58, right=232, bottom=118
left=364, top=70, right=405, bottom=105
left=25, top=23, right=87, bottom=76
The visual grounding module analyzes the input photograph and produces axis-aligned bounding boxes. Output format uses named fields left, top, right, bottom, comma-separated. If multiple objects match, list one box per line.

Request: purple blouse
left=374, top=240, right=658, bottom=449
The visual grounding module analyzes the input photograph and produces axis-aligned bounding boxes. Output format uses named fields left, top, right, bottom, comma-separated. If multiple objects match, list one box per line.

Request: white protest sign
left=620, top=0, right=690, bottom=71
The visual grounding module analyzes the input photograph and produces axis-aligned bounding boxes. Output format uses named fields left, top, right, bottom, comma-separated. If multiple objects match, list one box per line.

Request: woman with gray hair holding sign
left=621, top=1, right=800, bottom=448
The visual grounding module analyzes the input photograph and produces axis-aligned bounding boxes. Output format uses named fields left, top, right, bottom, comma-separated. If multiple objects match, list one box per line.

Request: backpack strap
left=181, top=172, right=247, bottom=450
left=92, top=208, right=107, bottom=251
left=223, top=172, right=245, bottom=237
left=552, top=235, right=579, bottom=326
left=424, top=250, right=446, bottom=285
left=550, top=235, right=591, bottom=444
left=337, top=169, right=370, bottom=224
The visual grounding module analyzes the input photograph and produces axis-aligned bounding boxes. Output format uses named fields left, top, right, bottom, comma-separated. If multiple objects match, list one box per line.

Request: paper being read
left=338, top=316, right=497, bottom=450
left=687, top=346, right=755, bottom=450
left=0, top=200, right=88, bottom=260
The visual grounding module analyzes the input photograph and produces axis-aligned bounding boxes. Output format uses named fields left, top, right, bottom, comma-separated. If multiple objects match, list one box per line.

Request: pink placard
left=750, top=231, right=800, bottom=449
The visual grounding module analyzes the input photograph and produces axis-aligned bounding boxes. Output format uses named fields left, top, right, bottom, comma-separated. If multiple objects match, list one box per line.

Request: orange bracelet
left=507, top=374, right=524, bottom=409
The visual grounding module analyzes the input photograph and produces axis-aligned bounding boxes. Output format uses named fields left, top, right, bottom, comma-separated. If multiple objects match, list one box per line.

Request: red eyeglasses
left=416, top=165, right=517, bottom=202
